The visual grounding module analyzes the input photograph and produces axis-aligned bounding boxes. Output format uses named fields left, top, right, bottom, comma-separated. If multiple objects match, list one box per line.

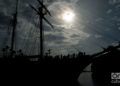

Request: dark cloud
left=70, top=34, right=80, bottom=38
left=45, top=34, right=65, bottom=42
left=0, top=0, right=120, bottom=55
left=0, top=12, right=11, bottom=29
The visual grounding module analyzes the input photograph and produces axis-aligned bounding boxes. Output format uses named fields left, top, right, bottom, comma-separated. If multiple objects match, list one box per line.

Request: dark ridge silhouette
left=0, top=44, right=120, bottom=86
left=0, top=48, right=91, bottom=86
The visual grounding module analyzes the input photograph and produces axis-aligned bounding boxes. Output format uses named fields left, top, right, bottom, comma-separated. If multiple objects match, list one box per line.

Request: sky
left=0, top=0, right=120, bottom=56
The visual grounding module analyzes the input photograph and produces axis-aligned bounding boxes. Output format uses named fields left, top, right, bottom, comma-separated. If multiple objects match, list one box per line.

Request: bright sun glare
left=62, top=10, right=75, bottom=23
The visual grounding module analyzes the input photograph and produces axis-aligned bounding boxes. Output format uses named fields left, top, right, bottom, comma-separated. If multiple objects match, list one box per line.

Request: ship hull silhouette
left=1, top=44, right=120, bottom=86
left=0, top=54, right=92, bottom=86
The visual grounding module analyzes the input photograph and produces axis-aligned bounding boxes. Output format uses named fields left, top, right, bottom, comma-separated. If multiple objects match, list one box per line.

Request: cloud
left=118, top=27, right=120, bottom=30
left=109, top=0, right=120, bottom=5
left=106, top=9, right=113, bottom=14
left=0, top=12, right=11, bottom=29
left=16, top=17, right=38, bottom=40
left=0, top=0, right=120, bottom=55
left=45, top=33, right=65, bottom=42
left=46, top=0, right=90, bottom=47
left=94, top=34, right=103, bottom=39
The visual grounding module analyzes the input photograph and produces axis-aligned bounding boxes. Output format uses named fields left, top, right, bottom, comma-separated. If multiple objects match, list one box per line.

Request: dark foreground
left=1, top=45, right=120, bottom=86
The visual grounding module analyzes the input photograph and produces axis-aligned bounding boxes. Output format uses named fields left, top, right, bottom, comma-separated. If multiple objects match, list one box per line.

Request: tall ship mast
left=10, top=0, right=19, bottom=57
left=30, top=0, right=54, bottom=58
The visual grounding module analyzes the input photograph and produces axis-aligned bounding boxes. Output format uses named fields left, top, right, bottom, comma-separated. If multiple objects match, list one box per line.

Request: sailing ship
left=0, top=0, right=120, bottom=86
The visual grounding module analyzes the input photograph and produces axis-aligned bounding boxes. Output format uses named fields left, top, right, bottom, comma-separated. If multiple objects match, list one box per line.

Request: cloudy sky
left=0, top=0, right=120, bottom=55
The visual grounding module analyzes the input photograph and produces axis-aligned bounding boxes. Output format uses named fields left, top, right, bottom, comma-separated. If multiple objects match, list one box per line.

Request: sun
left=62, top=10, right=75, bottom=23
